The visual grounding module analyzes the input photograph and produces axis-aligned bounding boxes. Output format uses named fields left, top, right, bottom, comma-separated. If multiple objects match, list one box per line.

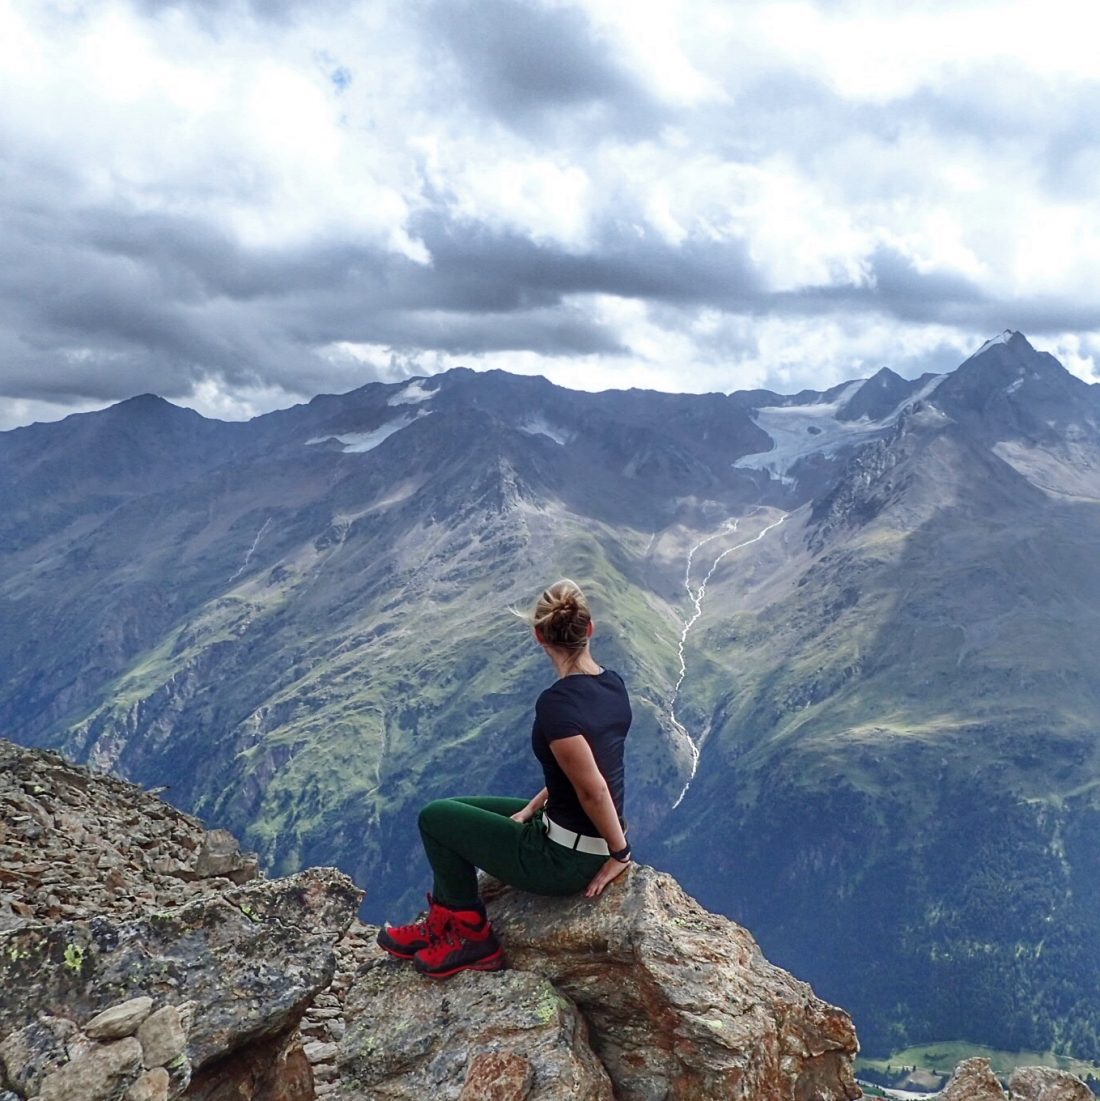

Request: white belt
left=542, top=813, right=610, bottom=856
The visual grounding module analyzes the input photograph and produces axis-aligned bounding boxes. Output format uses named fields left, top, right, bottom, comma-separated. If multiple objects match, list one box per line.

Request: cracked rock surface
left=335, top=953, right=613, bottom=1100
left=482, top=865, right=861, bottom=1101
left=0, top=739, right=359, bottom=1101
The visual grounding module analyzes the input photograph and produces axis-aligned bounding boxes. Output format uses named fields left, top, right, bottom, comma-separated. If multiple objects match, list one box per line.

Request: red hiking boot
left=412, top=904, right=506, bottom=979
left=376, top=894, right=453, bottom=960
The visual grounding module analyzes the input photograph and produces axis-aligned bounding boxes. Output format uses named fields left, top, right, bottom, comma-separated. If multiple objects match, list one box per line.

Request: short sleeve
left=535, top=686, right=584, bottom=742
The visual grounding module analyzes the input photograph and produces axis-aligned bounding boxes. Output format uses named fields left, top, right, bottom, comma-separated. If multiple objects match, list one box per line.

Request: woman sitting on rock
left=377, top=578, right=633, bottom=978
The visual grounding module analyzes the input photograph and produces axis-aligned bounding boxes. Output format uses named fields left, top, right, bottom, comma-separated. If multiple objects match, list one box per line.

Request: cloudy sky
left=2, top=0, right=1100, bottom=429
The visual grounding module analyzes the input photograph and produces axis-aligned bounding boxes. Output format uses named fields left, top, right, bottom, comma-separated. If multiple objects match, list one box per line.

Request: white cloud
left=0, top=395, right=112, bottom=432
left=748, top=0, right=1100, bottom=101
left=0, top=0, right=423, bottom=252
left=583, top=0, right=720, bottom=106
left=1047, top=333, right=1100, bottom=386
left=2, top=0, right=1100, bottom=427
left=176, top=377, right=307, bottom=422
left=440, top=154, right=594, bottom=249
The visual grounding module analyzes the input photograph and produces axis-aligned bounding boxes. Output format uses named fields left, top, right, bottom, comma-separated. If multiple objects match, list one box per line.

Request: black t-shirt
left=530, top=669, right=631, bottom=836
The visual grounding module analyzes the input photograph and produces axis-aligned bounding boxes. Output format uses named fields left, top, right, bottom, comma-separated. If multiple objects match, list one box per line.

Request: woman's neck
left=549, top=645, right=602, bottom=680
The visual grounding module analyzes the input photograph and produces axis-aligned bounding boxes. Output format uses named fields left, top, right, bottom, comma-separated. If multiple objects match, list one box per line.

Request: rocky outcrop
left=328, top=866, right=860, bottom=1100
left=0, top=739, right=360, bottom=1101
left=331, top=869, right=861, bottom=1101
left=336, top=959, right=613, bottom=1100
left=941, top=1059, right=1011, bottom=1101
left=1, top=867, right=360, bottom=1067
left=1007, top=1066, right=1093, bottom=1101
left=0, top=740, right=259, bottom=934
left=2, top=737, right=861, bottom=1101
left=481, top=866, right=860, bottom=1101
left=938, top=1059, right=1093, bottom=1101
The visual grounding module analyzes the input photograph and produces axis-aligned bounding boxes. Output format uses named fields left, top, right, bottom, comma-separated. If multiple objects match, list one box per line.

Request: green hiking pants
left=418, top=796, right=607, bottom=908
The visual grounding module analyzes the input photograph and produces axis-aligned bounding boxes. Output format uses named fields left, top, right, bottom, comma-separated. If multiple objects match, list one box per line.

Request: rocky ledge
left=3, top=737, right=862, bottom=1099
left=336, top=868, right=862, bottom=1100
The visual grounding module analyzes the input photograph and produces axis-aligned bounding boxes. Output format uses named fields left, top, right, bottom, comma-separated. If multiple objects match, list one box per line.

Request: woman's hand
left=585, top=856, right=631, bottom=898
left=511, top=788, right=548, bottom=824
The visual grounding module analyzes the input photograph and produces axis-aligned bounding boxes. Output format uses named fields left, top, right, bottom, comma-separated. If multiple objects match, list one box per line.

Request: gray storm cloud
left=1, top=0, right=1099, bottom=427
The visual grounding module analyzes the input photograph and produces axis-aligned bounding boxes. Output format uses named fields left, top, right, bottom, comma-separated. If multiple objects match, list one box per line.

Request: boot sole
left=415, top=950, right=507, bottom=979
left=376, top=931, right=428, bottom=960
left=377, top=943, right=419, bottom=960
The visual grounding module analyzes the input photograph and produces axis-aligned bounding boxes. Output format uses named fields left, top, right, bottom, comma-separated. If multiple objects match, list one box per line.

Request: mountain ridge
left=2, top=331, right=1099, bottom=1061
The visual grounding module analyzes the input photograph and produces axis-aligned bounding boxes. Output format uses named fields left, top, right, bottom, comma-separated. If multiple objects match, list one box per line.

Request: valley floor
left=857, top=1042, right=1100, bottom=1096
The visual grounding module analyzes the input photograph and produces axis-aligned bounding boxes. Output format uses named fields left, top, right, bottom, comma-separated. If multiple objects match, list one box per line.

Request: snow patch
left=306, top=410, right=431, bottom=453
left=734, top=382, right=870, bottom=484
left=517, top=416, right=572, bottom=446
left=966, top=329, right=1015, bottom=361
left=387, top=379, right=436, bottom=406
left=735, top=375, right=945, bottom=482
left=1006, top=377, right=1024, bottom=395
left=904, top=371, right=948, bottom=410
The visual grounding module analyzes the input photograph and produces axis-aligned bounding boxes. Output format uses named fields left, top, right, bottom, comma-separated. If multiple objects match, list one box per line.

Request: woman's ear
left=534, top=627, right=544, bottom=644
left=586, top=619, right=594, bottom=638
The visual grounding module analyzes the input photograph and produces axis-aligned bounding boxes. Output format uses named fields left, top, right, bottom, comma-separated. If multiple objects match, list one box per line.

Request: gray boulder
left=937, top=1059, right=1094, bottom=1101
left=0, top=867, right=360, bottom=1099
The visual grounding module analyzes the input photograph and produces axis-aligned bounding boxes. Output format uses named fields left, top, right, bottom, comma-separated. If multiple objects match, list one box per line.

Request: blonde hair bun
left=533, top=579, right=590, bottom=650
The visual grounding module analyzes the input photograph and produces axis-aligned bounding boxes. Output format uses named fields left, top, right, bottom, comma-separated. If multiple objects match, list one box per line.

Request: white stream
left=669, top=510, right=788, bottom=809
left=228, top=516, right=272, bottom=583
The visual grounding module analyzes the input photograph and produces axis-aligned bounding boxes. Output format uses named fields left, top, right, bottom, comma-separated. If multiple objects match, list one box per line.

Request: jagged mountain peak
left=835, top=366, right=933, bottom=424
left=806, top=331, right=1097, bottom=541
left=956, top=329, right=1069, bottom=383
left=967, top=328, right=1025, bottom=358
left=0, top=392, right=204, bottom=444
left=858, top=365, right=907, bottom=391
left=932, top=329, right=1095, bottom=430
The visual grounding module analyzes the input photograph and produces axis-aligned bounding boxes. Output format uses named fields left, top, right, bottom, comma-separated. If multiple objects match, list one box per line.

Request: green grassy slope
left=59, top=494, right=689, bottom=920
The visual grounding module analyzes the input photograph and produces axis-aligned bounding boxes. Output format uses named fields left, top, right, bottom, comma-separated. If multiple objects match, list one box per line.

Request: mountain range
left=2, top=330, right=1099, bottom=1060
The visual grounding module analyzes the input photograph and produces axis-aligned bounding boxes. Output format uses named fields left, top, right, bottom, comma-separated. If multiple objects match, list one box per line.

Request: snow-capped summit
left=967, top=329, right=1019, bottom=360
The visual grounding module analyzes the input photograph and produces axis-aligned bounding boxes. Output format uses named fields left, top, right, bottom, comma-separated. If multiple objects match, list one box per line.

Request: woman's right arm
left=547, top=736, right=631, bottom=898
left=510, top=787, right=548, bottom=823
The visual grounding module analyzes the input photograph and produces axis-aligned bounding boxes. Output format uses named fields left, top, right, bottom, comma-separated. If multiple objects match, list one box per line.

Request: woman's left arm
left=548, top=735, right=631, bottom=898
